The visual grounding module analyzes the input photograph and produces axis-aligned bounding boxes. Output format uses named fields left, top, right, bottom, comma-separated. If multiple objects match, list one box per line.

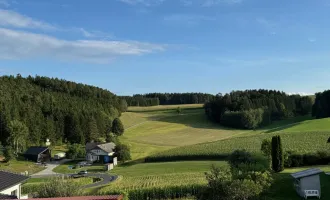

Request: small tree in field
left=176, top=107, right=182, bottom=114
left=115, top=143, right=131, bottom=163
left=112, top=118, right=124, bottom=136
left=271, top=136, right=284, bottom=172
left=4, top=146, right=15, bottom=162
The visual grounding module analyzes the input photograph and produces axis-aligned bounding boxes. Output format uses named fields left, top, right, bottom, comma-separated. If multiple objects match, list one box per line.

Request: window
left=11, top=189, right=17, bottom=196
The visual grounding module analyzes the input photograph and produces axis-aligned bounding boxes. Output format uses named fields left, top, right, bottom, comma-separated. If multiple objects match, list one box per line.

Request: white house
left=86, top=142, right=116, bottom=164
left=0, top=171, right=29, bottom=199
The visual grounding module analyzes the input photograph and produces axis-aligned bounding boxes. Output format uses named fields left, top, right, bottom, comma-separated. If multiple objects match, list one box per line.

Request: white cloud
left=164, top=14, right=215, bottom=25
left=0, top=9, right=57, bottom=30
left=308, top=38, right=316, bottom=42
left=0, top=28, right=166, bottom=64
left=76, top=28, right=113, bottom=39
left=287, top=92, right=313, bottom=96
left=0, top=0, right=9, bottom=7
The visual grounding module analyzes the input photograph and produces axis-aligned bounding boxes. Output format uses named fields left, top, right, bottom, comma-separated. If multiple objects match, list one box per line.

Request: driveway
left=31, top=159, right=71, bottom=177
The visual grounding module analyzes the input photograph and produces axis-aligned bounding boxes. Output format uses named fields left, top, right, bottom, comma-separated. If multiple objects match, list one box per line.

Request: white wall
left=0, top=183, right=22, bottom=199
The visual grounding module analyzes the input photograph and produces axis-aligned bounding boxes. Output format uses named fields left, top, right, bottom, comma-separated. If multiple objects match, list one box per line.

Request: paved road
left=31, top=159, right=71, bottom=177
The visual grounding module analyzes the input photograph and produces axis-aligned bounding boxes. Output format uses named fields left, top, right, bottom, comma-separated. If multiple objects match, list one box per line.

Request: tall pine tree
left=271, top=135, right=284, bottom=172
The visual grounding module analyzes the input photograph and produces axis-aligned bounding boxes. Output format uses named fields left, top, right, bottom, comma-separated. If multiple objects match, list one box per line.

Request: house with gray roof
left=86, top=142, right=116, bottom=164
left=0, top=171, right=29, bottom=199
left=291, top=168, right=323, bottom=199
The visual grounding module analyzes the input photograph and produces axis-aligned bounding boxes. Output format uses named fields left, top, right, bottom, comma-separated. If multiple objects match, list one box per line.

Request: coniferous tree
left=112, top=118, right=124, bottom=136
left=271, top=135, right=284, bottom=172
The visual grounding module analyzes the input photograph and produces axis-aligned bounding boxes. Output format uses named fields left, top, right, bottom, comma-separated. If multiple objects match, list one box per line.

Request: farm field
left=120, top=109, right=250, bottom=160
left=98, top=161, right=226, bottom=192
left=127, top=104, right=203, bottom=112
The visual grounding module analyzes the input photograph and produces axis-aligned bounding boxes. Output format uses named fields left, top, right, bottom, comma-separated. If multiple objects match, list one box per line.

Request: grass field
left=0, top=160, right=45, bottom=174
left=127, top=104, right=203, bottom=112
left=53, top=160, right=105, bottom=174
left=97, top=161, right=226, bottom=192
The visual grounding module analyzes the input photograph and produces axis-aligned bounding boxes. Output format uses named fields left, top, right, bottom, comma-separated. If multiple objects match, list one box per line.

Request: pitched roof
left=0, top=171, right=29, bottom=192
left=291, top=168, right=323, bottom=179
left=30, top=195, right=123, bottom=200
left=0, top=194, right=17, bottom=199
left=24, top=146, right=49, bottom=155
left=86, top=142, right=116, bottom=153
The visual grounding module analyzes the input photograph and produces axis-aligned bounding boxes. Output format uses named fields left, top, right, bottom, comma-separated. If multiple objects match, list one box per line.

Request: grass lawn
left=97, top=161, right=227, bottom=192
left=0, top=160, right=45, bottom=174
left=53, top=160, right=105, bottom=174
left=127, top=104, right=203, bottom=112
left=264, top=165, right=330, bottom=200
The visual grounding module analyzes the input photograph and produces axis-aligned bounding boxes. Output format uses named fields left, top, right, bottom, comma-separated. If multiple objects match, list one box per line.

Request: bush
left=284, top=151, right=330, bottom=167
left=228, top=150, right=253, bottom=168
left=66, top=144, right=85, bottom=159
left=4, top=146, right=15, bottom=162
left=36, top=177, right=81, bottom=198
left=112, top=118, right=124, bottom=136
left=115, top=143, right=131, bottom=162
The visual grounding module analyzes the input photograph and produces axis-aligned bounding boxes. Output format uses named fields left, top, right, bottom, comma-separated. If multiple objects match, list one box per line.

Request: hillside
left=0, top=75, right=123, bottom=147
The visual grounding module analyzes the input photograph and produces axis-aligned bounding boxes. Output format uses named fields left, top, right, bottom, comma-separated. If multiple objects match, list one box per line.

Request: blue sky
left=0, top=0, right=329, bottom=95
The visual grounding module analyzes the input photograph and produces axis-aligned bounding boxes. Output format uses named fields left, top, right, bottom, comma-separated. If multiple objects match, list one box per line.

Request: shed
left=23, top=146, right=51, bottom=162
left=291, top=168, right=323, bottom=198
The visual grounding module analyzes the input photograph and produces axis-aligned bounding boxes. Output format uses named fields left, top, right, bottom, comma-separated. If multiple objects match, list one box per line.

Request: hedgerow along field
left=127, top=104, right=203, bottom=112
left=146, top=118, right=330, bottom=162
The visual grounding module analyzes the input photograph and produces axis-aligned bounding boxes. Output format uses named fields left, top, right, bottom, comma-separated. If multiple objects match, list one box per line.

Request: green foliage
left=8, top=120, right=28, bottom=153
left=228, top=150, right=253, bottom=168
left=313, top=90, right=330, bottom=118
left=66, top=143, right=85, bottom=159
left=112, top=118, right=124, bottom=136
left=271, top=136, right=284, bottom=172
left=176, top=107, right=182, bottom=114
left=87, top=117, right=99, bottom=142
left=284, top=150, right=330, bottom=167
left=261, top=139, right=272, bottom=158
left=0, top=75, right=122, bottom=146
left=120, top=99, right=128, bottom=112
left=4, top=146, right=15, bottom=162
left=205, top=90, right=311, bottom=128
left=200, top=165, right=272, bottom=200
left=36, top=177, right=81, bottom=198
left=115, top=143, right=131, bottom=162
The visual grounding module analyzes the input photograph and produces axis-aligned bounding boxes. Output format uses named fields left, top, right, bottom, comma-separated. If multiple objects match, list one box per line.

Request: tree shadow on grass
left=264, top=122, right=302, bottom=133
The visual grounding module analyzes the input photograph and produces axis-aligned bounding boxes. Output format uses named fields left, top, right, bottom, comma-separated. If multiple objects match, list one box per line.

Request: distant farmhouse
left=0, top=171, right=29, bottom=199
left=86, top=142, right=117, bottom=164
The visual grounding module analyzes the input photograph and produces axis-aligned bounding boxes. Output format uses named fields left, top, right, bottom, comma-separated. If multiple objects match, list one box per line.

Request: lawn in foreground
left=97, top=161, right=227, bottom=192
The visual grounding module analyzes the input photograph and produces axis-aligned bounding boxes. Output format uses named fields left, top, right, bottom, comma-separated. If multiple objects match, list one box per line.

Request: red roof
left=30, top=195, right=123, bottom=200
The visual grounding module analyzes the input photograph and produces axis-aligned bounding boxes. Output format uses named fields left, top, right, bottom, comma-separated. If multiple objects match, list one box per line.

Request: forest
left=312, top=90, right=330, bottom=118
left=0, top=75, right=126, bottom=152
left=122, top=93, right=214, bottom=106
left=204, top=90, right=314, bottom=129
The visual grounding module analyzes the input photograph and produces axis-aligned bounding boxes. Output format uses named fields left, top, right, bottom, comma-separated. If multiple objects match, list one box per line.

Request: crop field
left=127, top=104, right=203, bottom=112
left=146, top=131, right=330, bottom=162
left=98, top=161, right=226, bottom=192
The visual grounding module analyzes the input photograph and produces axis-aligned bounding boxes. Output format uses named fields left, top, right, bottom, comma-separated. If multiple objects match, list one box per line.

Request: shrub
left=66, top=144, right=85, bottom=159
left=228, top=150, right=253, bottom=168
left=4, top=146, right=15, bottom=162
left=271, top=135, right=284, bottom=172
left=115, top=143, right=131, bottom=162
left=36, top=177, right=81, bottom=198
left=112, top=118, right=124, bottom=136
left=284, top=150, right=330, bottom=167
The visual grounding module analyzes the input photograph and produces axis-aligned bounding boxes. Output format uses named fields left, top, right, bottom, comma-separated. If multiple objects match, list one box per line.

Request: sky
left=0, top=0, right=329, bottom=96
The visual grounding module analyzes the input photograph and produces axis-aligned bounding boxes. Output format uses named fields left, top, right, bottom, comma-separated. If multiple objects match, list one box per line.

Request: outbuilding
left=23, top=146, right=51, bottom=163
left=291, top=168, right=323, bottom=199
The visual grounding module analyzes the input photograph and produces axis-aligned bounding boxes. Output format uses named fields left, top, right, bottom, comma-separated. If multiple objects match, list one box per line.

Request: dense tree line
left=0, top=75, right=125, bottom=150
left=312, top=90, right=330, bottom=118
left=143, top=93, right=215, bottom=105
left=205, top=90, right=313, bottom=129
left=121, top=96, right=160, bottom=107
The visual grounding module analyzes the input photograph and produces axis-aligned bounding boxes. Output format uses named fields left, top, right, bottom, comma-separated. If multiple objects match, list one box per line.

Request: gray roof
left=0, top=171, right=29, bottom=192
left=291, top=168, right=323, bottom=179
left=86, top=142, right=116, bottom=153
left=0, top=194, right=17, bottom=199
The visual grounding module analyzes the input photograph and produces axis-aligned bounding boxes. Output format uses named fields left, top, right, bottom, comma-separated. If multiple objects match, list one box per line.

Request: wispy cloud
left=0, top=9, right=57, bottom=30
left=0, top=28, right=166, bottom=64
left=164, top=14, right=215, bottom=26
left=0, top=9, right=113, bottom=38
left=308, top=38, right=316, bottom=43
left=0, top=0, right=9, bottom=7
left=287, top=92, right=313, bottom=96
left=117, top=0, right=165, bottom=6
left=216, top=57, right=300, bottom=67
